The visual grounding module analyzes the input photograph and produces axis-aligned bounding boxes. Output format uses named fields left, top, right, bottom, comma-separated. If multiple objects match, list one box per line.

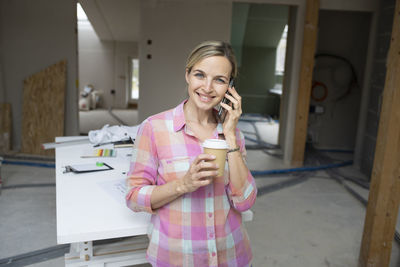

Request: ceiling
left=232, top=3, right=288, bottom=48
left=244, top=4, right=288, bottom=47
left=79, top=1, right=288, bottom=47
left=79, top=0, right=140, bottom=42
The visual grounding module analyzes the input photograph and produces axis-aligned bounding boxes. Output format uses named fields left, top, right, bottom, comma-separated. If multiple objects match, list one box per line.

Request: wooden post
left=359, top=0, right=400, bottom=266
left=0, top=103, right=11, bottom=152
left=291, top=0, right=319, bottom=166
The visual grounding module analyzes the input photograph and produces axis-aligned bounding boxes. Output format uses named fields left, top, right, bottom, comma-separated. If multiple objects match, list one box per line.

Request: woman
left=126, top=40, right=257, bottom=267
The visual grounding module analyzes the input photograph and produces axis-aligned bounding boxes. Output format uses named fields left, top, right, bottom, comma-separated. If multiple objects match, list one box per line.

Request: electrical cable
left=314, top=53, right=359, bottom=102
left=108, top=107, right=128, bottom=125
left=257, top=173, right=309, bottom=197
left=239, top=116, right=281, bottom=157
left=3, top=160, right=55, bottom=168
left=245, top=136, right=280, bottom=150
left=2, top=154, right=55, bottom=162
left=251, top=160, right=353, bottom=177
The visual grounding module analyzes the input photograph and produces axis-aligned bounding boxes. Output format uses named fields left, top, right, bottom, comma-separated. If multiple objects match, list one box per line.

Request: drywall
left=78, top=20, right=138, bottom=109
left=78, top=20, right=114, bottom=109
left=0, top=0, right=78, bottom=151
left=138, top=1, right=232, bottom=122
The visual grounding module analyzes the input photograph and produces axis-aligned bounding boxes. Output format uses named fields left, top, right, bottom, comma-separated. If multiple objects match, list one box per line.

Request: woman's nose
left=203, top=78, right=213, bottom=92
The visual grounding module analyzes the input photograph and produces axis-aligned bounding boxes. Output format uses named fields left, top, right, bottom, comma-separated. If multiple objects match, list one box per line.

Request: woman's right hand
left=176, top=154, right=219, bottom=194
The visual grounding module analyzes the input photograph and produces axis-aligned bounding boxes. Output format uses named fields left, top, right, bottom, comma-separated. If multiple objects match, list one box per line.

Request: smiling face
left=185, top=56, right=232, bottom=111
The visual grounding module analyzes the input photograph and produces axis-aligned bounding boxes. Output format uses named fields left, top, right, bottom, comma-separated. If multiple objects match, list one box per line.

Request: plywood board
left=21, top=60, right=66, bottom=156
left=0, top=103, right=11, bottom=153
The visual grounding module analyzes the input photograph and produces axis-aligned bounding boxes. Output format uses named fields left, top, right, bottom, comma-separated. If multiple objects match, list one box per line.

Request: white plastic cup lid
left=202, top=139, right=228, bottom=149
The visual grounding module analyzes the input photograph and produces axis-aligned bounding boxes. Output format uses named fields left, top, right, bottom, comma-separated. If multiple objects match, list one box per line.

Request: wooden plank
left=291, top=0, right=320, bottom=166
left=21, top=60, right=66, bottom=156
left=358, top=1, right=400, bottom=266
left=0, top=103, right=11, bottom=153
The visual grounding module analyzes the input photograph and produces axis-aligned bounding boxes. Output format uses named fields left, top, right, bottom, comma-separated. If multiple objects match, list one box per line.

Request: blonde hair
left=186, top=40, right=238, bottom=79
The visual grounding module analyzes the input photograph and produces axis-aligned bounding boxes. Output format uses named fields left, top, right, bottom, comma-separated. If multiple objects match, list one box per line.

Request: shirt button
left=208, top=213, right=212, bottom=218
left=207, top=192, right=211, bottom=197
left=209, top=233, right=214, bottom=238
left=212, top=252, right=216, bottom=257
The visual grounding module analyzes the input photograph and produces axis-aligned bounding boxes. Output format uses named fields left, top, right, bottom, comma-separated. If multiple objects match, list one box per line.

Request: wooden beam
left=0, top=103, right=11, bottom=152
left=359, top=0, right=400, bottom=266
left=291, top=0, right=320, bottom=166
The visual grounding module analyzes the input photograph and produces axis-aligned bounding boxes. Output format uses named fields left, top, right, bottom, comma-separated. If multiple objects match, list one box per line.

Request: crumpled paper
left=88, top=124, right=140, bottom=145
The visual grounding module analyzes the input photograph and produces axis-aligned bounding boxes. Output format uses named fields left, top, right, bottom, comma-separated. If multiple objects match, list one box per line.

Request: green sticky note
left=96, top=162, right=104, bottom=167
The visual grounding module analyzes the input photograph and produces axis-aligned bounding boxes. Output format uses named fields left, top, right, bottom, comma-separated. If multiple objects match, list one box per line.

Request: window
left=275, top=25, right=288, bottom=76
left=130, top=58, right=139, bottom=100
left=77, top=3, right=88, bottom=21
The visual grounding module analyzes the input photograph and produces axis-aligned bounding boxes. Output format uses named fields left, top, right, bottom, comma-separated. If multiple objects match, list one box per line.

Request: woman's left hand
left=220, top=86, right=242, bottom=139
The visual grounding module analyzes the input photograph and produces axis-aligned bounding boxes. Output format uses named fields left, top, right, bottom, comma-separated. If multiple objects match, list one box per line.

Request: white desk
left=56, top=136, right=253, bottom=266
left=56, top=137, right=150, bottom=266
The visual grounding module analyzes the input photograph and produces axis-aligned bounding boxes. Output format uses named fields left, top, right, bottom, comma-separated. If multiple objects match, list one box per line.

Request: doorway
left=231, top=3, right=289, bottom=169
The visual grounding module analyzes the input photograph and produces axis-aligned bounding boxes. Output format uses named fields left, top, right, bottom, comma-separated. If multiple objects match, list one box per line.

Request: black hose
left=314, top=53, right=359, bottom=102
left=2, top=183, right=55, bottom=190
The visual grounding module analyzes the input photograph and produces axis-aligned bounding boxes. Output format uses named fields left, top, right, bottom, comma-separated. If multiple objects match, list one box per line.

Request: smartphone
left=218, top=78, right=235, bottom=122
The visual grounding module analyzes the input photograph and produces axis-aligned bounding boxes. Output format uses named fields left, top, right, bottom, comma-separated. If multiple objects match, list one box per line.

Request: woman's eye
left=216, top=78, right=226, bottom=84
left=194, top=73, right=204, bottom=78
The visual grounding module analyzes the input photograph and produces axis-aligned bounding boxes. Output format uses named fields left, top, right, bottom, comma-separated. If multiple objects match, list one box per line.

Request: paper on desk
left=98, top=179, right=127, bottom=205
left=89, top=124, right=140, bottom=145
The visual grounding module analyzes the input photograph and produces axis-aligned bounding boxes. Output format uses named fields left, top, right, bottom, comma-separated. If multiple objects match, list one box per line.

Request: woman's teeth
left=198, top=93, right=213, bottom=102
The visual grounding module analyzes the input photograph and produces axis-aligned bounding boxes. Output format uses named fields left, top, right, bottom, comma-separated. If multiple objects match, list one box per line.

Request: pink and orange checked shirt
left=126, top=100, right=257, bottom=267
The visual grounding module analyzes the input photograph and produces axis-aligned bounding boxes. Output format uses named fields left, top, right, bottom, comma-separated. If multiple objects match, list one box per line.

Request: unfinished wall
left=0, top=0, right=78, bottom=151
left=360, top=0, right=396, bottom=177
left=78, top=19, right=138, bottom=109
left=239, top=46, right=280, bottom=115
left=138, top=1, right=231, bottom=122
left=308, top=10, right=371, bottom=150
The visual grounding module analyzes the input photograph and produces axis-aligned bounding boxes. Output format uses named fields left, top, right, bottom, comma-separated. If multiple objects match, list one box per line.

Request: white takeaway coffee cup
left=202, top=139, right=228, bottom=177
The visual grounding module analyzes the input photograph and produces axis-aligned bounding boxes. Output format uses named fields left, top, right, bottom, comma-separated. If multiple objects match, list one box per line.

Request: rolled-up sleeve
left=226, top=130, right=257, bottom=212
left=126, top=119, right=158, bottom=214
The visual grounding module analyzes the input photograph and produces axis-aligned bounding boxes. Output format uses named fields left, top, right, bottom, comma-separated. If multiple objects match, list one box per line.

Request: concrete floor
left=1, top=116, right=400, bottom=266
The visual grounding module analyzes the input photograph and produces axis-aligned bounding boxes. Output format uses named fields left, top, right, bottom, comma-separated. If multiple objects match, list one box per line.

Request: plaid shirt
left=126, top=100, right=257, bottom=267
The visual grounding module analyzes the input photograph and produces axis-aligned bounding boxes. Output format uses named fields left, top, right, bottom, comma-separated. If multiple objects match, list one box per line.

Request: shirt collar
left=173, top=100, right=187, bottom=132
left=172, top=99, right=224, bottom=135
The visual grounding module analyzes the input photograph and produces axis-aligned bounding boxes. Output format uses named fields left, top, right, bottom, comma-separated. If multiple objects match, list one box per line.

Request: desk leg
left=67, top=242, right=94, bottom=261
left=80, top=242, right=94, bottom=262
left=65, top=236, right=148, bottom=267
